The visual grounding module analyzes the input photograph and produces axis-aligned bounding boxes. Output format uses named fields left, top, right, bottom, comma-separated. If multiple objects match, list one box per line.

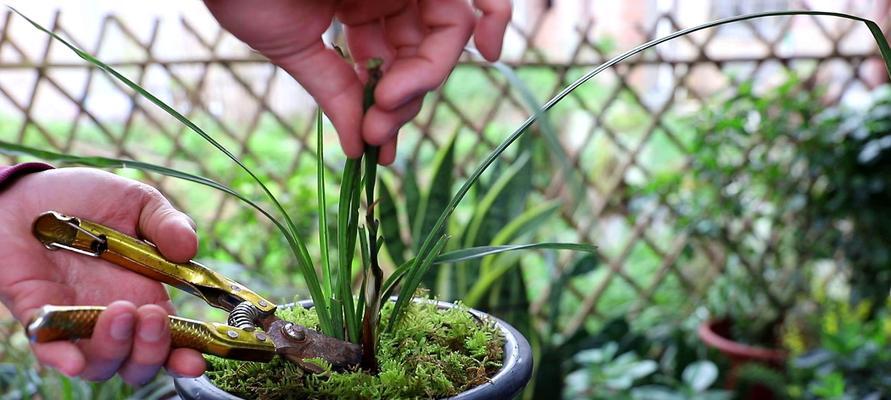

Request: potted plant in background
left=687, top=72, right=891, bottom=398
left=2, top=8, right=889, bottom=400
left=653, top=75, right=834, bottom=397
left=734, top=85, right=891, bottom=399
left=563, top=315, right=730, bottom=400
left=697, top=263, right=788, bottom=396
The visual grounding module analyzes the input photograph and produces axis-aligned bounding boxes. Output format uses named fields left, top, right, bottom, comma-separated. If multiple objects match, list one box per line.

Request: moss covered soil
left=206, top=301, right=504, bottom=399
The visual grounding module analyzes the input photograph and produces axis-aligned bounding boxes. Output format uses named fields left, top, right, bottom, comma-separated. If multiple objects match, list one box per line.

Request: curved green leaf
left=435, top=242, right=595, bottom=264
left=0, top=141, right=291, bottom=251
left=392, top=9, right=891, bottom=328
left=479, top=200, right=559, bottom=267
left=479, top=51, right=584, bottom=208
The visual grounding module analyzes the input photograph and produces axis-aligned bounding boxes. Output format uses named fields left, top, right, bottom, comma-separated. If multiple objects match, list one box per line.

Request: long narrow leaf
left=378, top=234, right=449, bottom=313
left=467, top=202, right=561, bottom=306
left=413, top=134, right=457, bottom=294
left=404, top=167, right=421, bottom=230
left=477, top=51, right=584, bottom=208
left=462, top=153, right=531, bottom=248
left=391, top=10, right=891, bottom=327
left=412, top=134, right=456, bottom=250
left=435, top=243, right=595, bottom=264
left=379, top=177, right=407, bottom=266
left=455, top=152, right=531, bottom=298
left=0, top=141, right=294, bottom=256
left=317, top=110, right=333, bottom=301
left=356, top=224, right=371, bottom=325
left=334, top=157, right=362, bottom=339
left=479, top=201, right=561, bottom=271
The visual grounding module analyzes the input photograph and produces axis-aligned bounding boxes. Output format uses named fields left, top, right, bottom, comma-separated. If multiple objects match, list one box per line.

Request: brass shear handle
left=32, top=211, right=276, bottom=315
left=30, top=211, right=364, bottom=372
left=28, top=305, right=275, bottom=362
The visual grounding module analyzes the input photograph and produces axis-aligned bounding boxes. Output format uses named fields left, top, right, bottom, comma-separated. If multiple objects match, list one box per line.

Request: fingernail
left=58, top=364, right=78, bottom=378
left=185, top=216, right=197, bottom=231
left=110, top=313, right=135, bottom=341
left=179, top=217, right=197, bottom=232
left=139, top=314, right=166, bottom=342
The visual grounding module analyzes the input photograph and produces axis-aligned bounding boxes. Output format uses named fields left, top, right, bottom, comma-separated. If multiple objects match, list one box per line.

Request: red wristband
left=0, top=162, right=54, bottom=191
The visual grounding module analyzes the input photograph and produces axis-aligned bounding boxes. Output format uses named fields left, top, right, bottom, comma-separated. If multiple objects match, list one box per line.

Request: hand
left=204, top=0, right=511, bottom=165
left=0, top=168, right=206, bottom=384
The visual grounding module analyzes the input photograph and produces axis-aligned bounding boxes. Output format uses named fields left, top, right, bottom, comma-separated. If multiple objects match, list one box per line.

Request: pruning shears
left=26, top=211, right=362, bottom=373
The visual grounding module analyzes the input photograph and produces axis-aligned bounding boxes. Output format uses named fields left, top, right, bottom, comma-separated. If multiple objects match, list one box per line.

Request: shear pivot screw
left=226, top=330, right=239, bottom=339
left=282, top=323, right=306, bottom=341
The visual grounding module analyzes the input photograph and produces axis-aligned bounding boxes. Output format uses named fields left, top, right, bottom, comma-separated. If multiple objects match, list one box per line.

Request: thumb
left=135, top=186, right=198, bottom=263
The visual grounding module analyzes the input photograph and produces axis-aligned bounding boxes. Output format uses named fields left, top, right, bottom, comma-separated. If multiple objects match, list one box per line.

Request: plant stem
left=360, top=60, right=384, bottom=372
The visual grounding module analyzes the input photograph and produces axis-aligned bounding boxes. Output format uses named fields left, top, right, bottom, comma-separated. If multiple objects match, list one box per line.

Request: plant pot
left=174, top=299, right=533, bottom=400
left=698, top=319, right=786, bottom=399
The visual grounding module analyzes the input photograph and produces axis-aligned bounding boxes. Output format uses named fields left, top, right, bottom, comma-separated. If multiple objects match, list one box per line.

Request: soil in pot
left=204, top=300, right=504, bottom=399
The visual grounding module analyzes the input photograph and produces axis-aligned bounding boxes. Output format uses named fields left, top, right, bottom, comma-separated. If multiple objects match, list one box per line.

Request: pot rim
left=174, top=298, right=533, bottom=400
left=697, top=319, right=786, bottom=362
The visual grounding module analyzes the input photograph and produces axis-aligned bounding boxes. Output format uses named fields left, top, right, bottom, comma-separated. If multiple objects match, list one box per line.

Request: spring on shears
left=227, top=301, right=261, bottom=332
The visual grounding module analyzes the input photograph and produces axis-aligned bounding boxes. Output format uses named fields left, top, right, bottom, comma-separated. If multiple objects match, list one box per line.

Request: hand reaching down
left=205, top=0, right=512, bottom=165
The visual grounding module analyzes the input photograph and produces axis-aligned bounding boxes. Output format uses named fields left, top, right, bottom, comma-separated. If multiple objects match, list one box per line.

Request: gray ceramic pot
left=174, top=299, right=533, bottom=400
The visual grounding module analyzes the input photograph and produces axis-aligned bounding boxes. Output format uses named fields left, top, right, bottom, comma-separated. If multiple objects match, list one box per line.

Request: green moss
left=206, top=301, right=504, bottom=399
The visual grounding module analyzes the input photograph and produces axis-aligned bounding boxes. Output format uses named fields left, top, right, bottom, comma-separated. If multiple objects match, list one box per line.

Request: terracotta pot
left=174, top=299, right=533, bottom=400
left=698, top=319, right=786, bottom=399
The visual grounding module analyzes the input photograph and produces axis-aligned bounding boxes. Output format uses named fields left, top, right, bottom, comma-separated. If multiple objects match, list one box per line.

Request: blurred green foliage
left=0, top=318, right=173, bottom=400
left=562, top=317, right=729, bottom=400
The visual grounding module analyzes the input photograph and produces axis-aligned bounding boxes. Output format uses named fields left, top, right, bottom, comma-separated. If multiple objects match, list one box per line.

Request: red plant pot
left=698, top=319, right=786, bottom=399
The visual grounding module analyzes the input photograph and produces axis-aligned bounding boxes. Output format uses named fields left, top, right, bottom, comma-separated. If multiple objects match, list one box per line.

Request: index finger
left=274, top=41, right=366, bottom=159
left=373, top=0, right=475, bottom=110
left=472, top=0, right=512, bottom=61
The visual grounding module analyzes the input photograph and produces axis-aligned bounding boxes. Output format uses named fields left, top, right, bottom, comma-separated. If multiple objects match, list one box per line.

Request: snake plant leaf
left=403, top=167, right=421, bottom=231
left=479, top=201, right=562, bottom=271
left=379, top=177, right=407, bottom=266
left=450, top=153, right=532, bottom=298
left=412, top=133, right=457, bottom=250
left=461, top=201, right=564, bottom=306
left=479, top=51, right=584, bottom=208
left=462, top=153, right=532, bottom=248
left=547, top=254, right=599, bottom=334
left=412, top=133, right=457, bottom=293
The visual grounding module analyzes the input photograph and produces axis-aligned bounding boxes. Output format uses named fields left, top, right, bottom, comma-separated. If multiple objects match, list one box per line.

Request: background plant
left=788, top=300, right=891, bottom=399
left=563, top=318, right=729, bottom=400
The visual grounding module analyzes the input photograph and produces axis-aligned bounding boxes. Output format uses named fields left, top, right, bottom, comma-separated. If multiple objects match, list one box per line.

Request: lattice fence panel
left=0, top=1, right=887, bottom=334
